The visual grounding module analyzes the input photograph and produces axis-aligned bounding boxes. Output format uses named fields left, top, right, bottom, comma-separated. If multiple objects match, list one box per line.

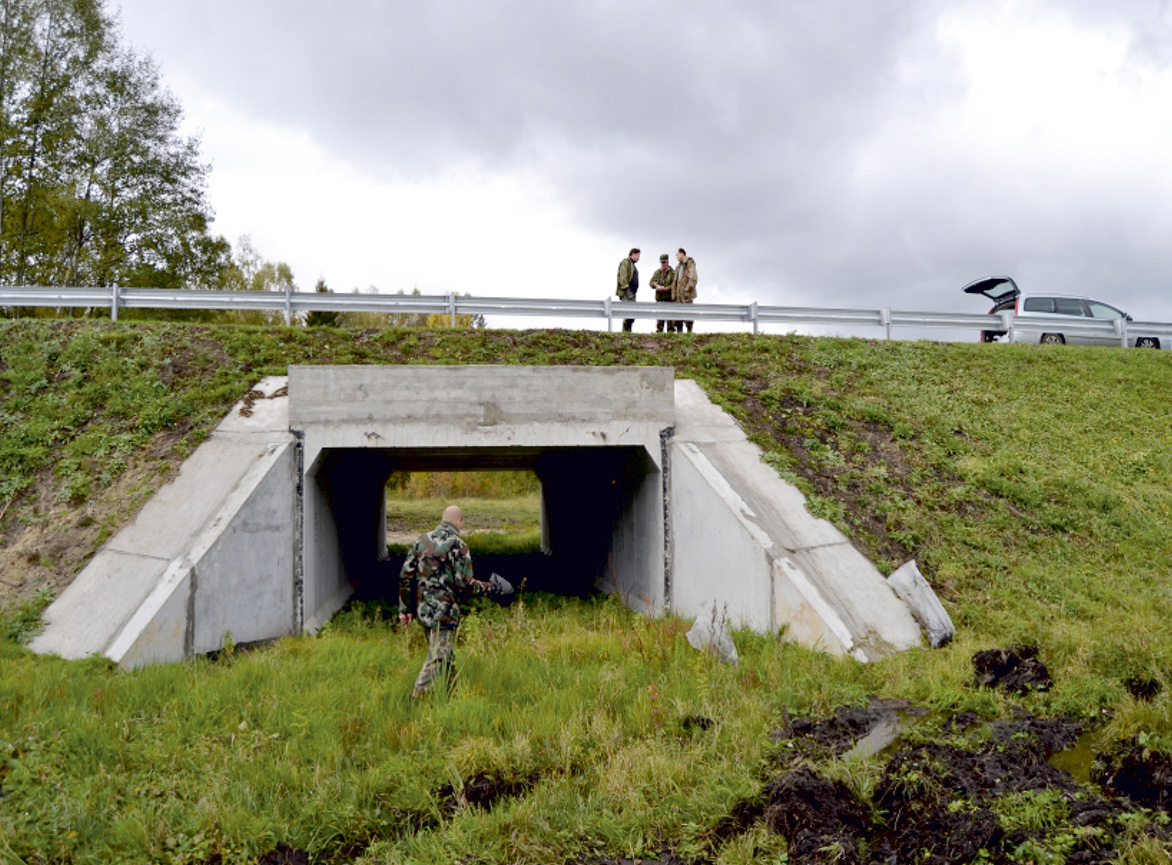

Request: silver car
left=963, top=277, right=1165, bottom=348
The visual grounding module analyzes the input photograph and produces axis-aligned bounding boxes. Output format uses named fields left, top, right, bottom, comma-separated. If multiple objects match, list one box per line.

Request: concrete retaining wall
left=31, top=377, right=296, bottom=666
left=669, top=380, right=922, bottom=660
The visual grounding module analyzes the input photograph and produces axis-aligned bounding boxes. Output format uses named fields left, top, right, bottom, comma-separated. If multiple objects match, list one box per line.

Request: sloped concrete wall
left=31, top=378, right=297, bottom=668
left=669, top=379, right=922, bottom=661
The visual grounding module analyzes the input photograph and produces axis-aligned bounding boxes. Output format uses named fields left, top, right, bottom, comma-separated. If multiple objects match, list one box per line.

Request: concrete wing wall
left=31, top=378, right=297, bottom=668
left=669, top=379, right=924, bottom=661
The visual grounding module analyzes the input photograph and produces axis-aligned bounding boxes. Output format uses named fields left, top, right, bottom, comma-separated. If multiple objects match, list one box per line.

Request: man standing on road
left=398, top=505, right=511, bottom=698
left=673, top=248, right=698, bottom=333
left=650, top=253, right=676, bottom=333
left=616, top=248, right=640, bottom=332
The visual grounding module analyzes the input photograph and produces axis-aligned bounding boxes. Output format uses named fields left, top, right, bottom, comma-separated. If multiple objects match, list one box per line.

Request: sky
left=114, top=0, right=1172, bottom=336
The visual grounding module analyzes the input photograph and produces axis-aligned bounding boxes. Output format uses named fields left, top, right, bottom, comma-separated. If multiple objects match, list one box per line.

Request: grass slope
left=2, top=320, right=1172, bottom=863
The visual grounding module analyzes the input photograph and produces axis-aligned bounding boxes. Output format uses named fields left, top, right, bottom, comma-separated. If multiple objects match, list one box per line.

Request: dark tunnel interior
left=312, top=446, right=655, bottom=605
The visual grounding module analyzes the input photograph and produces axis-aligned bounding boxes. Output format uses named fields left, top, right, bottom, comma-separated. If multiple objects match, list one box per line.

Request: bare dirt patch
left=0, top=435, right=187, bottom=611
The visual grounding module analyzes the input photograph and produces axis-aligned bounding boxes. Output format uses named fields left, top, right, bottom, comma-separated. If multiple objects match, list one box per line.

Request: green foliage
left=0, top=0, right=228, bottom=295
left=0, top=587, right=52, bottom=643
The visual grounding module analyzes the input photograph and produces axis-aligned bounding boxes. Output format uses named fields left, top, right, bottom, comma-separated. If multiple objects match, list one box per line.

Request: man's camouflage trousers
left=413, top=627, right=456, bottom=698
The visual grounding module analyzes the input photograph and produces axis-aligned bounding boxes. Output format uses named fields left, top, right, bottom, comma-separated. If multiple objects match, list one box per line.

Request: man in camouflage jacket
left=672, top=248, right=698, bottom=333
left=399, top=505, right=493, bottom=697
left=650, top=253, right=676, bottom=333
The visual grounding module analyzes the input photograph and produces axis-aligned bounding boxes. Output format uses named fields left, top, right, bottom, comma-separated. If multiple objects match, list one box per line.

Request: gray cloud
left=117, top=0, right=1172, bottom=320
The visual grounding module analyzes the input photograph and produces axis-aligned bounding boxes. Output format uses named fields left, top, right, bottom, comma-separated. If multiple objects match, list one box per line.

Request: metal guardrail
left=2, top=285, right=1171, bottom=345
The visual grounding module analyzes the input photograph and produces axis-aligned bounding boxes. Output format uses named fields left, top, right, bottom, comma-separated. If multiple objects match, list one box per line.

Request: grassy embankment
left=3, top=320, right=1172, bottom=863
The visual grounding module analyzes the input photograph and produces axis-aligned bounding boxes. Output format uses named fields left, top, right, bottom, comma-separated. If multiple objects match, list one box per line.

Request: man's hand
left=399, top=612, right=414, bottom=626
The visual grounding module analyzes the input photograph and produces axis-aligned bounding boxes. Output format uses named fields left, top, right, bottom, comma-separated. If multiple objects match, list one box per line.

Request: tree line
left=0, top=0, right=228, bottom=289
left=0, top=1, right=482, bottom=328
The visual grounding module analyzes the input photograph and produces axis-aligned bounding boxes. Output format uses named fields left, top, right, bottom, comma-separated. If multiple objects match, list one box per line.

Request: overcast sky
left=115, top=1, right=1172, bottom=334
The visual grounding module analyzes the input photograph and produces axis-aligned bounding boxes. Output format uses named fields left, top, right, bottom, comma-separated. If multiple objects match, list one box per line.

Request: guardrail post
left=1002, top=311, right=1014, bottom=343
left=111, top=284, right=120, bottom=322
left=284, top=283, right=292, bottom=326
left=881, top=307, right=891, bottom=340
left=604, top=296, right=613, bottom=332
left=1118, top=318, right=1127, bottom=348
left=449, top=292, right=457, bottom=328
left=750, top=301, right=758, bottom=335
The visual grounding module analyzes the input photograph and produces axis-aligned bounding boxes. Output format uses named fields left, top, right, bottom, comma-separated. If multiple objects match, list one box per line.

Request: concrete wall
left=31, top=377, right=298, bottom=668
left=670, top=442, right=775, bottom=632
left=669, top=380, right=922, bottom=661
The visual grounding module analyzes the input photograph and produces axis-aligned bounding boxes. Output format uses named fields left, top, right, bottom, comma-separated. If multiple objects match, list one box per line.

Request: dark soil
left=872, top=715, right=1087, bottom=865
left=972, top=644, right=1053, bottom=693
left=712, top=687, right=1172, bottom=865
left=436, top=770, right=540, bottom=813
left=763, top=767, right=870, bottom=864
left=1124, top=676, right=1162, bottom=701
left=1093, top=737, right=1172, bottom=811
left=770, top=697, right=927, bottom=760
left=256, top=844, right=308, bottom=865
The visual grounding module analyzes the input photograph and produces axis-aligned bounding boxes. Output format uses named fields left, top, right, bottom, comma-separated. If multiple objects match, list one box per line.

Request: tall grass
left=1, top=595, right=864, bottom=864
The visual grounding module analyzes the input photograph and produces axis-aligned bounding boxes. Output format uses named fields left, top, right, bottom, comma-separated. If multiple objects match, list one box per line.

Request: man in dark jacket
left=616, top=248, right=640, bottom=331
left=650, top=253, right=676, bottom=332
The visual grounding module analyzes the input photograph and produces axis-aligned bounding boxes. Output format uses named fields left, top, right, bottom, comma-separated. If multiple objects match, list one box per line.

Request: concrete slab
left=670, top=379, right=923, bottom=660
left=29, top=548, right=171, bottom=659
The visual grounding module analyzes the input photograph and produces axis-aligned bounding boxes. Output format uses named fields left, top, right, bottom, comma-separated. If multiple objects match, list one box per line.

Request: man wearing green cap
left=649, top=254, right=676, bottom=333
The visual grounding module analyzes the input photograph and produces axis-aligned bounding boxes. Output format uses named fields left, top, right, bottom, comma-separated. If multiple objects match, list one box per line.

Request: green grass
left=385, top=494, right=541, bottom=536
left=0, top=596, right=846, bottom=864
left=4, top=320, right=1172, bottom=861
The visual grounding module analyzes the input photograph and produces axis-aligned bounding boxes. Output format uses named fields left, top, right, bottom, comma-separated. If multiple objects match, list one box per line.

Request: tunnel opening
left=306, top=444, right=662, bottom=614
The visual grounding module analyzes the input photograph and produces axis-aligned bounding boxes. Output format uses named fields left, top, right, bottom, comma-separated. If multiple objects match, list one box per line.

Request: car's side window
left=1053, top=298, right=1086, bottom=316
left=1086, top=302, right=1122, bottom=320
left=1022, top=297, right=1054, bottom=313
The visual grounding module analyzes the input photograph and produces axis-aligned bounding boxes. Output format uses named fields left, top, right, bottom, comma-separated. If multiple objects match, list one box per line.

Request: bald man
left=398, top=505, right=496, bottom=698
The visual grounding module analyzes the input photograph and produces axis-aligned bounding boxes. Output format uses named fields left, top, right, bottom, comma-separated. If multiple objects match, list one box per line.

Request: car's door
left=1085, top=300, right=1125, bottom=346
left=1052, top=297, right=1096, bottom=345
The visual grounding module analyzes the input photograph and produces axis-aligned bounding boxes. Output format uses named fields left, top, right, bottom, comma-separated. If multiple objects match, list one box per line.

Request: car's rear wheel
left=1136, top=337, right=1160, bottom=349
left=1040, top=333, right=1065, bottom=345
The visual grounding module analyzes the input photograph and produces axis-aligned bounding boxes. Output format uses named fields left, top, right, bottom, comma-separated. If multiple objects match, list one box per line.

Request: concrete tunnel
left=312, top=444, right=659, bottom=602
left=295, top=365, right=675, bottom=631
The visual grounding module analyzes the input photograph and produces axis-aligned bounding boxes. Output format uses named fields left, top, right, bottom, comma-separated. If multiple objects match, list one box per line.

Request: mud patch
left=1124, top=676, right=1162, bottom=701
left=772, top=697, right=926, bottom=760
left=436, top=771, right=540, bottom=814
left=764, top=767, right=869, bottom=864
left=874, top=716, right=1086, bottom=865
left=1093, top=737, right=1172, bottom=811
left=972, top=644, right=1053, bottom=694
left=714, top=706, right=1171, bottom=865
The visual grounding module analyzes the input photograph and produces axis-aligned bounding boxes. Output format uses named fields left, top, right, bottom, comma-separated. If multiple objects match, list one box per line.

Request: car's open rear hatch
left=963, top=276, right=1020, bottom=307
